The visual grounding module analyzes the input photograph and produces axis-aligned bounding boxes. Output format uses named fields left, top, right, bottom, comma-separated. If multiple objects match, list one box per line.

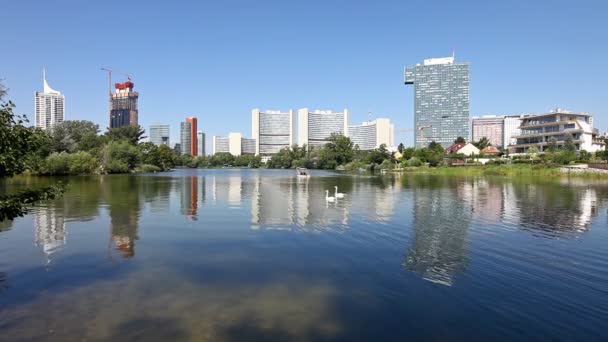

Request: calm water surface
left=1, top=169, right=607, bottom=341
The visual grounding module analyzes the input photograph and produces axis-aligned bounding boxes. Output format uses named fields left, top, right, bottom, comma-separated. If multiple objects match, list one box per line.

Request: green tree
left=0, top=91, right=63, bottom=220
left=564, top=133, right=576, bottom=153
left=50, top=120, right=100, bottom=153
left=318, top=134, right=354, bottom=169
left=101, top=141, right=140, bottom=173
left=105, top=125, right=146, bottom=145
left=157, top=144, right=176, bottom=170
left=473, top=137, right=491, bottom=150
left=547, top=137, right=558, bottom=152
left=454, top=136, right=466, bottom=144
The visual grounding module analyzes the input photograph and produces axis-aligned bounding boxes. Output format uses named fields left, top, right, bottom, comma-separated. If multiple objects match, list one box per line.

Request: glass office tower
left=404, top=56, right=469, bottom=147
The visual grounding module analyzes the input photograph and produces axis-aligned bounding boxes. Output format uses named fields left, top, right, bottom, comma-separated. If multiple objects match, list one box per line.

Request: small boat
left=296, top=168, right=310, bottom=178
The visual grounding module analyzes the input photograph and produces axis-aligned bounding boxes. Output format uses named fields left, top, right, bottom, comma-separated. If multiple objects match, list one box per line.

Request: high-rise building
left=213, top=133, right=256, bottom=156
left=149, top=123, right=170, bottom=146
left=348, top=118, right=395, bottom=151
left=35, top=68, right=64, bottom=130
left=197, top=131, right=206, bottom=156
left=472, top=116, right=504, bottom=148
left=179, top=117, right=198, bottom=156
left=252, top=109, right=295, bottom=155
left=180, top=121, right=192, bottom=155
left=109, top=81, right=138, bottom=128
left=404, top=55, right=470, bottom=147
left=297, top=108, right=349, bottom=149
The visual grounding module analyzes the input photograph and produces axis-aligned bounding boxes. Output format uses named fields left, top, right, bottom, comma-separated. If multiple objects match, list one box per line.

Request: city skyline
left=2, top=1, right=607, bottom=148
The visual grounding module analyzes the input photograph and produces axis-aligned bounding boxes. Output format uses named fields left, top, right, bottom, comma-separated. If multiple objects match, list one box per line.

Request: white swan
left=334, top=186, right=345, bottom=198
left=325, top=190, right=336, bottom=202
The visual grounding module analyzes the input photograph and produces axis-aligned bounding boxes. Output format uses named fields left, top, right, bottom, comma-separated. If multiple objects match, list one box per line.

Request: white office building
left=348, top=118, right=395, bottom=151
left=252, top=109, right=295, bottom=155
left=298, top=108, right=349, bottom=149
left=213, top=133, right=256, bottom=156
left=149, top=123, right=170, bottom=146
left=35, top=68, right=64, bottom=130
left=503, top=115, right=530, bottom=148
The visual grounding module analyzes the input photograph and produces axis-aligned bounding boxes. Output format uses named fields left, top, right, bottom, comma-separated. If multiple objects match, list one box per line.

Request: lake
left=1, top=169, right=607, bottom=341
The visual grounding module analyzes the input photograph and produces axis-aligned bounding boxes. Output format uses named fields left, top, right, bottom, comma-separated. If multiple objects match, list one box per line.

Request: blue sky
left=1, top=0, right=607, bottom=148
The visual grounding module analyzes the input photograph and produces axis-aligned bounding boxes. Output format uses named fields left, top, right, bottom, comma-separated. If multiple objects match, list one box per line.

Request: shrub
left=105, top=160, right=129, bottom=174
left=42, top=152, right=70, bottom=175
left=407, top=157, right=423, bottom=167
left=138, top=164, right=161, bottom=173
left=68, top=151, right=97, bottom=174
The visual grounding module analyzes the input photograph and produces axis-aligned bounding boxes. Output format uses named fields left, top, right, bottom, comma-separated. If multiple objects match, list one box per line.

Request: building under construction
left=110, top=81, right=138, bottom=128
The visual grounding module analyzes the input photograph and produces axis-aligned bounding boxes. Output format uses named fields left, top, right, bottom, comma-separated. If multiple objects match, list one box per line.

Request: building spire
left=43, top=66, right=60, bottom=94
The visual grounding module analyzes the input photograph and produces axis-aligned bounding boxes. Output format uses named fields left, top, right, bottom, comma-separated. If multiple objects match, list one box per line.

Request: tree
left=398, top=143, right=405, bottom=154
left=0, top=88, right=64, bottom=221
left=157, top=144, right=176, bottom=170
left=547, top=137, right=558, bottom=152
left=454, top=136, right=466, bottom=144
left=105, top=125, right=146, bottom=145
left=473, top=137, right=491, bottom=150
left=527, top=146, right=539, bottom=154
left=50, top=120, right=100, bottom=153
left=564, top=133, right=576, bottom=153
left=317, top=134, right=355, bottom=169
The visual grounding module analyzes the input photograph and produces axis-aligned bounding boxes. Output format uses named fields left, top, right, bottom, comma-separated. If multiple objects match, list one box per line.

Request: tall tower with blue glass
left=404, top=56, right=470, bottom=148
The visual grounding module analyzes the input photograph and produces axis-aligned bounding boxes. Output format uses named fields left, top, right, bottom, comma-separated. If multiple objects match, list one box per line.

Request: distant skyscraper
left=35, top=68, right=64, bottom=130
left=472, top=116, right=504, bottom=147
left=404, top=55, right=470, bottom=147
left=149, top=123, right=170, bottom=146
left=297, top=108, right=349, bottom=149
left=252, top=109, right=295, bottom=155
left=110, top=81, right=138, bottom=128
left=180, top=117, right=198, bottom=156
left=197, top=131, right=206, bottom=156
left=180, top=121, right=192, bottom=155
left=348, top=118, right=395, bottom=151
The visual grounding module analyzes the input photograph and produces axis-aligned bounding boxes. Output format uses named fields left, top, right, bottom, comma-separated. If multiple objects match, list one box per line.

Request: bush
left=68, top=151, right=97, bottom=174
left=105, top=160, right=129, bottom=174
left=42, top=152, right=70, bottom=175
left=138, top=164, right=161, bottom=173
left=407, top=157, right=423, bottom=167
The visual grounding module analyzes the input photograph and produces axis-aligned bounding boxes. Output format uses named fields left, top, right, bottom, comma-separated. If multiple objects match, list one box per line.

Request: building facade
left=503, top=115, right=528, bottom=148
left=252, top=109, right=295, bottom=155
left=404, top=56, right=470, bottom=147
left=179, top=118, right=198, bottom=156
left=180, top=122, right=192, bottom=155
left=512, top=110, right=605, bottom=153
left=471, top=116, right=504, bottom=148
left=149, top=124, right=170, bottom=146
left=110, top=81, right=138, bottom=128
left=197, top=131, right=206, bottom=156
left=35, top=68, right=64, bottom=130
left=298, top=108, right=349, bottom=149
left=213, top=133, right=256, bottom=156
left=348, top=118, right=395, bottom=151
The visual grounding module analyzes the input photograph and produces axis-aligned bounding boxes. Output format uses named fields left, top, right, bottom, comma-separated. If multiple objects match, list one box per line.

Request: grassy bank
left=392, top=164, right=608, bottom=178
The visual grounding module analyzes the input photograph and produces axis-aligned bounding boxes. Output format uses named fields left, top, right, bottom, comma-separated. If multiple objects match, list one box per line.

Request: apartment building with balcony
left=512, top=110, right=605, bottom=153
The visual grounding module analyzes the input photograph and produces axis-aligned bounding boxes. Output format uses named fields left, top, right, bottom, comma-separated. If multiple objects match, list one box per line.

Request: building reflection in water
left=181, top=176, right=198, bottom=220
left=250, top=175, right=350, bottom=229
left=33, top=206, right=66, bottom=265
left=404, top=178, right=471, bottom=286
left=104, top=176, right=142, bottom=259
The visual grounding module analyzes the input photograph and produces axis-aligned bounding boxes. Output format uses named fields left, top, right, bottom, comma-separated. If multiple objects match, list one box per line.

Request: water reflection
left=33, top=206, right=66, bottom=265
left=3, top=172, right=606, bottom=272
left=404, top=177, right=471, bottom=286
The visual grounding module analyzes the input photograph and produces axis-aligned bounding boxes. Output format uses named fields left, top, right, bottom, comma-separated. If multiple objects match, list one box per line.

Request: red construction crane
left=100, top=67, right=133, bottom=95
